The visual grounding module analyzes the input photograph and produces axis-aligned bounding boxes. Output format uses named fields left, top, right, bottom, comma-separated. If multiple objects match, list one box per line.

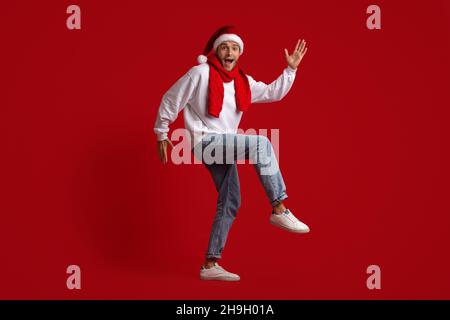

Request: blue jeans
left=192, top=133, right=288, bottom=259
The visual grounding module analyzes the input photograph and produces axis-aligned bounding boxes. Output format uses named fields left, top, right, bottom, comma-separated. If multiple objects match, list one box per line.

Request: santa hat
left=197, top=25, right=244, bottom=64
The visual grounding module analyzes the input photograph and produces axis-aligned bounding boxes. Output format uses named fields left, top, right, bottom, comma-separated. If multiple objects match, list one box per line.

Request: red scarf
left=207, top=52, right=251, bottom=118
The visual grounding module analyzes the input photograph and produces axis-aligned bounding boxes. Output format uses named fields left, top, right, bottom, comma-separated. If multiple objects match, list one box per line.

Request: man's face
left=216, top=41, right=241, bottom=71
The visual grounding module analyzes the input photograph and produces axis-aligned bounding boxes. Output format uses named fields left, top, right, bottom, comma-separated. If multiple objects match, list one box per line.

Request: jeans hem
left=206, top=254, right=222, bottom=259
left=271, top=193, right=288, bottom=206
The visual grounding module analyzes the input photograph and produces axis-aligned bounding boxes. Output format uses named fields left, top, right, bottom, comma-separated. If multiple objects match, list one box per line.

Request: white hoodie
left=154, top=63, right=297, bottom=148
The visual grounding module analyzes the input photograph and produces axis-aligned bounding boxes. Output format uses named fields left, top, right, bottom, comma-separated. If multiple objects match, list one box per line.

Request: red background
left=2, top=0, right=450, bottom=299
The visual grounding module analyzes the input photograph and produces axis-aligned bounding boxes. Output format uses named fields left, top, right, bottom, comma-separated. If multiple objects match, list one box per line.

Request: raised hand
left=284, top=39, right=308, bottom=70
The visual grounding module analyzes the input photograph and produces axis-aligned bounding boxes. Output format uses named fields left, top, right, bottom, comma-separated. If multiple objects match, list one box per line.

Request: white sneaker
left=200, top=262, right=240, bottom=281
left=270, top=209, right=310, bottom=233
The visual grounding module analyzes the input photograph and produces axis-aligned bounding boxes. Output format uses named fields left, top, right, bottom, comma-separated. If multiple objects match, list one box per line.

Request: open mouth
left=223, top=58, right=234, bottom=68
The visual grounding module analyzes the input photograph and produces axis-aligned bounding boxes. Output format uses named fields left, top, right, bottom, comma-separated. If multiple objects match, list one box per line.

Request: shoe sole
left=200, top=275, right=240, bottom=282
left=270, top=220, right=310, bottom=234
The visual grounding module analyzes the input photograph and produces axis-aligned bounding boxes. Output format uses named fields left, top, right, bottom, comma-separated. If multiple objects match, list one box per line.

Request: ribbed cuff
left=157, top=133, right=168, bottom=141
left=286, top=66, right=297, bottom=73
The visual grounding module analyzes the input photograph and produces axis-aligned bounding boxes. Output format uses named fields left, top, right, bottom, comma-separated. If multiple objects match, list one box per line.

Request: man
left=154, top=26, right=309, bottom=281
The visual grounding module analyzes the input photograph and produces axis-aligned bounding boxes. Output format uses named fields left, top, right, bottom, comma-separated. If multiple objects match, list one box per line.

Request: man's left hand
left=284, top=39, right=308, bottom=70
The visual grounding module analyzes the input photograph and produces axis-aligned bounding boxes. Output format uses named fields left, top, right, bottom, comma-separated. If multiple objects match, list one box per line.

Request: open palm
left=284, top=39, right=307, bottom=70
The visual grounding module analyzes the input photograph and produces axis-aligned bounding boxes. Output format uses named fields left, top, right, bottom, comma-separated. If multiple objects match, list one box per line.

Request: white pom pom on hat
left=197, top=25, right=244, bottom=64
left=197, top=54, right=208, bottom=64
